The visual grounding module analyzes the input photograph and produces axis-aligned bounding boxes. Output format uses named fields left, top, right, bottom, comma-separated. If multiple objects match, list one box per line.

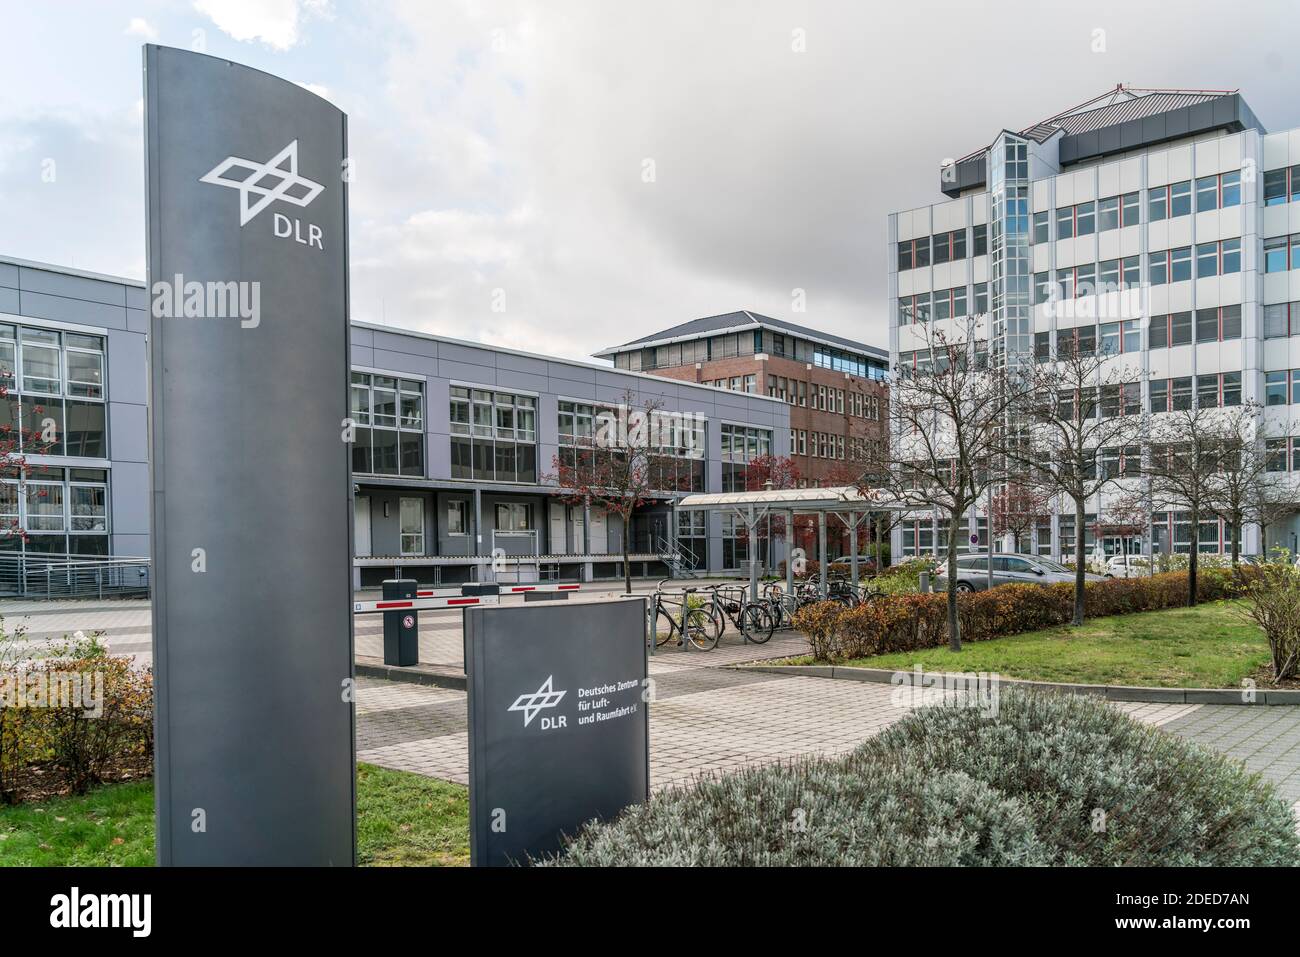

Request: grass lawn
left=789, top=600, right=1274, bottom=689
left=0, top=763, right=469, bottom=867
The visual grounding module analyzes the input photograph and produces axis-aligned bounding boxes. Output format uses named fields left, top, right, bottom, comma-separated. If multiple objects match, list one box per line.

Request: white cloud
left=124, top=17, right=158, bottom=41
left=193, top=0, right=329, bottom=51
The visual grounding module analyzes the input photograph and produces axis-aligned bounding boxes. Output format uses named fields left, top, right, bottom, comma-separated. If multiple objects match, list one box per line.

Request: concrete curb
left=734, top=663, right=1300, bottom=705
left=355, top=660, right=466, bottom=691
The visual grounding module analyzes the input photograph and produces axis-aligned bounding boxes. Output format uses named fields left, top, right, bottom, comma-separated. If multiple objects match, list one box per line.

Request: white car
left=1104, top=554, right=1147, bottom=578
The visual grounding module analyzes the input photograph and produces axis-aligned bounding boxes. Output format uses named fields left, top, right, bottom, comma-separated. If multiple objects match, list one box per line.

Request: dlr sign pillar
left=143, top=45, right=355, bottom=865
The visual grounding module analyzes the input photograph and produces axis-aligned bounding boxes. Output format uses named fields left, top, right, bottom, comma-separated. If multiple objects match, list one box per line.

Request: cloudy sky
left=3, top=1, right=1299, bottom=362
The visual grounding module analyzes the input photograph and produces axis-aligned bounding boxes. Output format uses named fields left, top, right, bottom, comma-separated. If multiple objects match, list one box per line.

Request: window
left=1221, top=238, right=1241, bottom=275
left=1121, top=318, right=1140, bottom=353
left=1056, top=206, right=1074, bottom=240
left=352, top=373, right=424, bottom=476
left=1150, top=314, right=1168, bottom=349
left=1149, top=247, right=1191, bottom=284
left=1122, top=255, right=1140, bottom=287
left=1098, top=195, right=1119, bottom=232
left=1033, top=272, right=1052, bottom=305
left=1265, top=236, right=1290, bottom=273
left=1170, top=311, right=1192, bottom=346
left=1264, top=165, right=1300, bottom=206
left=495, top=502, right=531, bottom=531
left=1149, top=180, right=1191, bottom=221
left=1149, top=250, right=1168, bottom=285
left=0, top=324, right=108, bottom=463
left=1121, top=191, right=1140, bottom=226
left=1266, top=371, right=1288, bottom=406
left=897, top=236, right=930, bottom=271
left=1195, top=175, right=1218, bottom=212
left=1196, top=242, right=1218, bottom=278
left=1265, top=302, right=1295, bottom=338
left=453, top=387, right=537, bottom=483
left=1171, top=377, right=1193, bottom=411
left=1220, top=171, right=1241, bottom=208
left=1150, top=379, right=1168, bottom=412
left=973, top=223, right=987, bottom=256
left=930, top=229, right=966, bottom=264
left=1032, top=211, right=1049, bottom=244
left=721, top=424, right=772, bottom=492
left=1074, top=201, right=1095, bottom=236
left=1222, top=372, right=1242, bottom=407
left=1034, top=331, right=1051, bottom=360
left=399, top=498, right=424, bottom=555
left=447, top=500, right=467, bottom=535
left=1196, top=375, right=1219, bottom=409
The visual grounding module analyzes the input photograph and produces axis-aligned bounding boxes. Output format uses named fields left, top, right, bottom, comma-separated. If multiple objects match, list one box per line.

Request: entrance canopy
left=674, top=486, right=908, bottom=601
left=675, top=485, right=905, bottom=514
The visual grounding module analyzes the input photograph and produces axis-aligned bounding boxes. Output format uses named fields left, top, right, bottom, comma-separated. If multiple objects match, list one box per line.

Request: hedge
left=545, top=689, right=1300, bottom=866
left=793, top=568, right=1257, bottom=662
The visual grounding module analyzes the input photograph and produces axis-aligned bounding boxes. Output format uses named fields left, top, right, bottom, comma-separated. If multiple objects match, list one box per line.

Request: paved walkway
left=7, top=595, right=1300, bottom=819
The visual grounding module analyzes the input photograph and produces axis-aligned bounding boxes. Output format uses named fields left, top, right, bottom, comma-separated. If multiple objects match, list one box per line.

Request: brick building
left=595, top=310, right=890, bottom=559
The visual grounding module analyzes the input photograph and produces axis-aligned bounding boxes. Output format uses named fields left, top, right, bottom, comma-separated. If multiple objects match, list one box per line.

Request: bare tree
left=1203, top=402, right=1270, bottom=566
left=1007, top=339, right=1143, bottom=625
left=1146, top=403, right=1241, bottom=605
left=882, top=323, right=1028, bottom=651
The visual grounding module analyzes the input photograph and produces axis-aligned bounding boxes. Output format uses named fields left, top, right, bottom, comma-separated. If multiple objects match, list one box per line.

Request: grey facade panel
left=0, top=263, right=18, bottom=289
left=108, top=401, right=148, bottom=464
left=0, top=287, right=17, bottom=314
left=18, top=266, right=127, bottom=307
left=17, top=290, right=128, bottom=329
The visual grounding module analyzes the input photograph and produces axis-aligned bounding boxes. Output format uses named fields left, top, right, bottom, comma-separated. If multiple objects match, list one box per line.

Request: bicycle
left=651, top=585, right=722, bottom=651
left=706, top=583, right=775, bottom=644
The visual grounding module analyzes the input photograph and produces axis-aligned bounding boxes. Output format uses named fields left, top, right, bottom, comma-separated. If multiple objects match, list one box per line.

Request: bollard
left=919, top=571, right=930, bottom=594
left=382, top=578, right=419, bottom=667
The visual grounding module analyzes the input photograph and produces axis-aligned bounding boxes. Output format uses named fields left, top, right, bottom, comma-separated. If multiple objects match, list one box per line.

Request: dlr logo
left=540, top=716, right=567, bottom=730
left=273, top=212, right=323, bottom=249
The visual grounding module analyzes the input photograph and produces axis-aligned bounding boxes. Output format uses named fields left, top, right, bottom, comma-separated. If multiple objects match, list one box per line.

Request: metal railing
left=0, top=552, right=151, bottom=599
left=654, top=535, right=701, bottom=578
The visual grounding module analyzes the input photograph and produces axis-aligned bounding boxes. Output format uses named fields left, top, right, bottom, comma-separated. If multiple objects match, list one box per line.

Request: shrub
left=0, top=624, right=152, bottom=802
left=33, top=654, right=154, bottom=795
left=870, top=558, right=932, bottom=595
left=796, top=569, right=1256, bottom=662
left=546, top=690, right=1300, bottom=867
left=1239, top=560, right=1300, bottom=681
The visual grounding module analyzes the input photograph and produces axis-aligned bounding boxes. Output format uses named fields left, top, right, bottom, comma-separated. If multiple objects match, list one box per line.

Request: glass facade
left=449, top=387, right=536, bottom=483
left=351, top=372, right=424, bottom=476
left=988, top=134, right=1032, bottom=369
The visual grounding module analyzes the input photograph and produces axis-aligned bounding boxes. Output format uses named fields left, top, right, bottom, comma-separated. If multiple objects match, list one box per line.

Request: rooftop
left=938, top=85, right=1263, bottom=198
left=593, top=309, right=888, bottom=361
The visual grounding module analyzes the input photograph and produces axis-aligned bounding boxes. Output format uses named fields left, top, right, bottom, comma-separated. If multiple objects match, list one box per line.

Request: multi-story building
left=597, top=311, right=889, bottom=560
left=0, top=257, right=792, bottom=592
left=595, top=310, right=889, bottom=489
left=888, top=85, right=1300, bottom=563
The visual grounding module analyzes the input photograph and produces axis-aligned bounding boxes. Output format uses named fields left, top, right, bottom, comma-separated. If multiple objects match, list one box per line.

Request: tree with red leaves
left=986, top=481, right=1052, bottom=553
left=549, top=389, right=694, bottom=594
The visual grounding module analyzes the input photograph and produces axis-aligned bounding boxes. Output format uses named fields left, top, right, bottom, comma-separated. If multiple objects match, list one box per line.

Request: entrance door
left=549, top=500, right=568, bottom=554
left=354, top=496, right=372, bottom=557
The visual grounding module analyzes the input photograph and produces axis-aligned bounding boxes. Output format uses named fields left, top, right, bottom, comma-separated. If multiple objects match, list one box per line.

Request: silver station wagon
left=934, top=553, right=1106, bottom=592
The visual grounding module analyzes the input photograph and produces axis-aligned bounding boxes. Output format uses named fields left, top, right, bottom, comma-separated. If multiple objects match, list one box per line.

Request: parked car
left=933, top=553, right=1106, bottom=592
left=1105, top=553, right=1149, bottom=578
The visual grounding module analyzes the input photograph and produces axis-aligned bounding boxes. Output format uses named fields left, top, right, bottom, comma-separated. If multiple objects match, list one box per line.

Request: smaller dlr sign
left=465, top=599, right=649, bottom=867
